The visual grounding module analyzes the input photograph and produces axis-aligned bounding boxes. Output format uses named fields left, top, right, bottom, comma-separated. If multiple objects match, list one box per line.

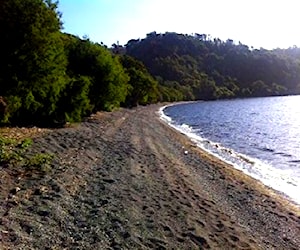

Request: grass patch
left=0, top=135, right=53, bottom=172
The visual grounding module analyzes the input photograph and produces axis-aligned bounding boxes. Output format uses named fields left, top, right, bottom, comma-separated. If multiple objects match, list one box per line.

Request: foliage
left=0, top=1, right=130, bottom=127
left=126, top=32, right=300, bottom=101
left=64, top=35, right=130, bottom=111
left=1, top=0, right=300, bottom=127
left=56, top=76, right=93, bottom=123
left=0, top=0, right=68, bottom=125
left=0, top=135, right=53, bottom=172
left=25, top=153, right=54, bottom=172
left=120, top=55, right=159, bottom=106
left=0, top=136, right=30, bottom=166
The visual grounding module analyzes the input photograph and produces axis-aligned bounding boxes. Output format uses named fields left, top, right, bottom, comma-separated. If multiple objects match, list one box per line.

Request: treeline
left=0, top=0, right=158, bottom=126
left=126, top=32, right=300, bottom=101
left=1, top=1, right=300, bottom=127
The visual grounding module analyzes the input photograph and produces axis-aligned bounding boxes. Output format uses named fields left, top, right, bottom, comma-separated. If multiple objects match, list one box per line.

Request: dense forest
left=0, top=0, right=158, bottom=126
left=1, top=0, right=300, bottom=126
left=126, top=32, right=300, bottom=101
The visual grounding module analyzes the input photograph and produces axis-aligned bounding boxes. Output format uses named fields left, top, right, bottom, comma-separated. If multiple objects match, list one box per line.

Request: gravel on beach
left=1, top=104, right=300, bottom=249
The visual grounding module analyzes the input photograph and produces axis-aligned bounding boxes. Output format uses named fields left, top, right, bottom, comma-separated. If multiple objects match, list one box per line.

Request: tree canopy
left=120, top=55, right=159, bottom=106
left=126, top=32, right=300, bottom=100
left=64, top=34, right=130, bottom=112
left=1, top=2, right=300, bottom=127
left=0, top=0, right=67, bottom=125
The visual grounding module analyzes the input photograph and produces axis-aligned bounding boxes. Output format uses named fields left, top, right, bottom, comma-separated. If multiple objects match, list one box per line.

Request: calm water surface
left=161, top=96, right=300, bottom=205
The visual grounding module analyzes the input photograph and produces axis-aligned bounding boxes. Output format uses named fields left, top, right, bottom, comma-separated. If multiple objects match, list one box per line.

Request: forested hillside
left=126, top=32, right=300, bottom=101
left=1, top=1, right=300, bottom=127
left=0, top=0, right=157, bottom=126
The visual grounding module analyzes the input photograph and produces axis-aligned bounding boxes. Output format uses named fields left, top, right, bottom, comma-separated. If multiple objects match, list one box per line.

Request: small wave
left=180, top=123, right=193, bottom=132
left=274, top=152, right=293, bottom=158
left=288, top=160, right=300, bottom=163
left=287, top=181, right=297, bottom=186
left=258, top=147, right=275, bottom=153
left=237, top=154, right=255, bottom=164
left=159, top=106, right=173, bottom=123
left=159, top=105, right=300, bottom=205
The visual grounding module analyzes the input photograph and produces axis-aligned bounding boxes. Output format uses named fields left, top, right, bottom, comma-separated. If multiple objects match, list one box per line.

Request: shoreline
left=1, top=104, right=299, bottom=249
left=160, top=102, right=300, bottom=210
left=158, top=103, right=300, bottom=213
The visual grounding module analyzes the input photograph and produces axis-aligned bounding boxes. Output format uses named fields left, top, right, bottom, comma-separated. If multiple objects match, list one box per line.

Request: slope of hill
left=126, top=32, right=300, bottom=100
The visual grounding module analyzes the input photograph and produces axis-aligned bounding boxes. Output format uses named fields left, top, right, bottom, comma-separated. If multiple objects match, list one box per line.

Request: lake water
left=160, top=96, right=300, bottom=206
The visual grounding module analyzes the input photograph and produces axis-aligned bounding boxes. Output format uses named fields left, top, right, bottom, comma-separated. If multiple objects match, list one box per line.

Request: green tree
left=120, top=55, right=158, bottom=106
left=65, top=36, right=130, bottom=111
left=126, top=32, right=300, bottom=100
left=55, top=76, right=92, bottom=123
left=0, top=0, right=67, bottom=125
left=250, top=80, right=271, bottom=97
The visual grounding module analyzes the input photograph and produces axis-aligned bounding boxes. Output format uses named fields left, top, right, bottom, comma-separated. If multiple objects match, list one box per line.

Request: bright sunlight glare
left=59, top=0, right=300, bottom=49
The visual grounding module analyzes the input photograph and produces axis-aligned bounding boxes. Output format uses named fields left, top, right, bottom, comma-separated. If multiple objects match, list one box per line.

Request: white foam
left=159, top=105, right=300, bottom=206
left=158, top=106, right=172, bottom=123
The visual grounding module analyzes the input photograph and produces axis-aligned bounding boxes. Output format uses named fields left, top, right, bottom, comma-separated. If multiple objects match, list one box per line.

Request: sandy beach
left=1, top=104, right=300, bottom=249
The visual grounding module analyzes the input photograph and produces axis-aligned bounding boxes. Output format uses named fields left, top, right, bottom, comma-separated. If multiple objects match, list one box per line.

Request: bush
left=0, top=135, right=53, bottom=172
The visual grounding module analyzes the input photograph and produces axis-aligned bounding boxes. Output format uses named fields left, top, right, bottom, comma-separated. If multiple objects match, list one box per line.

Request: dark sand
left=1, top=104, right=300, bottom=249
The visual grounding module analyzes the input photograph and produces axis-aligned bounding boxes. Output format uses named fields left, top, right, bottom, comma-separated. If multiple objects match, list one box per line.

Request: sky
left=58, top=0, right=300, bottom=49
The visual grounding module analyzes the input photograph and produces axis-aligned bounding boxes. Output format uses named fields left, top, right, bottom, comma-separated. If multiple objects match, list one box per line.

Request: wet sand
left=1, top=104, right=300, bottom=249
